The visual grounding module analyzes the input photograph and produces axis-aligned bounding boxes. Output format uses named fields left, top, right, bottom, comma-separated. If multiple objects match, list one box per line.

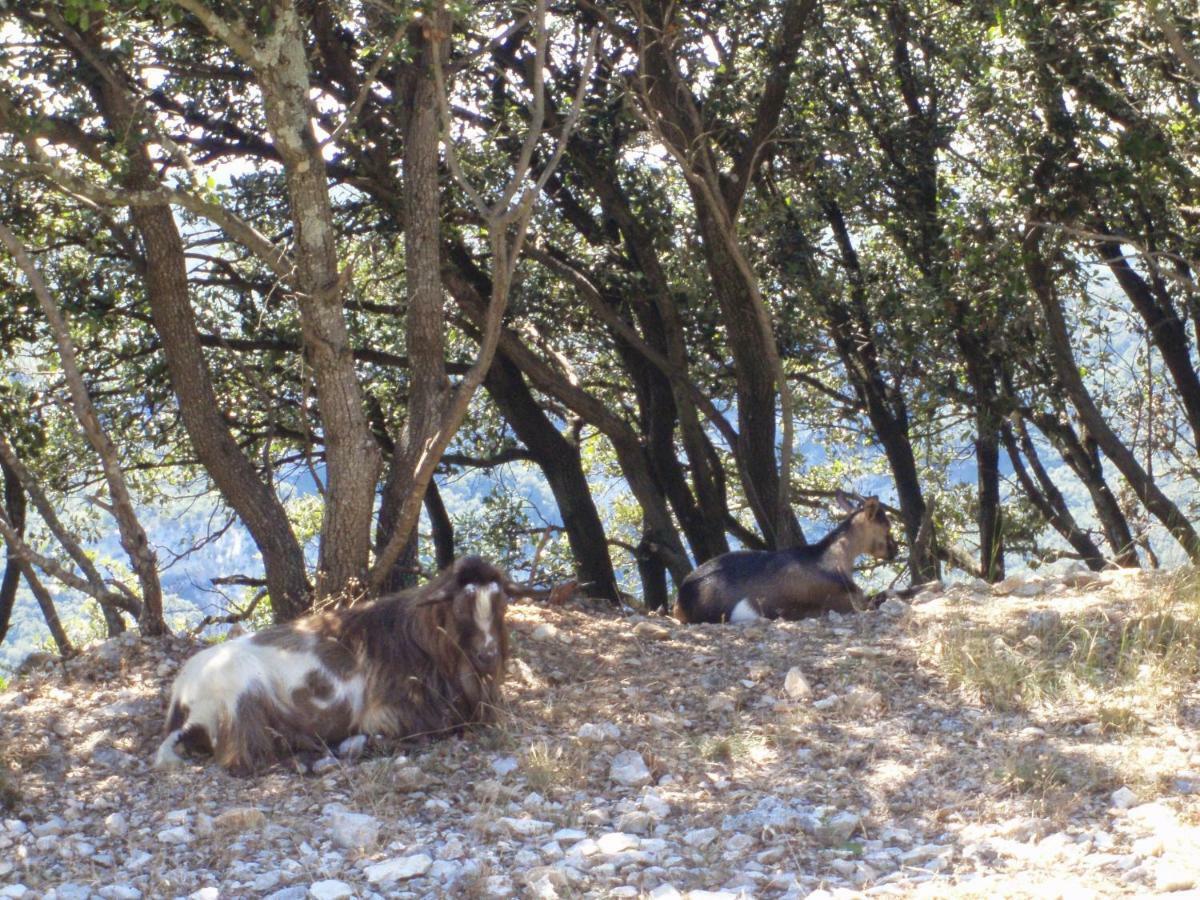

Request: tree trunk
left=630, top=0, right=804, bottom=548
left=0, top=224, right=166, bottom=635
left=424, top=480, right=456, bottom=572
left=975, top=416, right=1005, bottom=582
left=256, top=5, right=382, bottom=598
left=569, top=148, right=731, bottom=562
left=21, top=563, right=74, bottom=657
left=637, top=532, right=670, bottom=612
left=376, top=16, right=452, bottom=593
left=69, top=26, right=313, bottom=621
left=798, top=196, right=938, bottom=582
left=0, top=458, right=25, bottom=645
left=1028, top=411, right=1140, bottom=566
left=1001, top=421, right=1107, bottom=570
left=445, top=259, right=693, bottom=588
left=484, top=355, right=621, bottom=603
left=1094, top=225, right=1200, bottom=450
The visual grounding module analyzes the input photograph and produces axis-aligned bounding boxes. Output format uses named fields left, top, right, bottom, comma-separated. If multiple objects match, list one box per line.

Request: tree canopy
left=1, top=0, right=1197, bottom=645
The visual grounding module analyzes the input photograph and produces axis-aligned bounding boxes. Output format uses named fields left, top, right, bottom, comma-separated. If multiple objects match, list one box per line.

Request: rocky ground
left=1, top=566, right=1199, bottom=900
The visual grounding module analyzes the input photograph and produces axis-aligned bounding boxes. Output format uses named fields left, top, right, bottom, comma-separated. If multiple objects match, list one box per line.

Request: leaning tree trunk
left=484, top=355, right=621, bottom=603
left=72, top=26, right=313, bottom=620
left=1001, top=421, right=1107, bottom=570
left=1028, top=410, right=1140, bottom=566
left=0, top=224, right=166, bottom=635
left=445, top=260, right=693, bottom=589
left=1024, top=226, right=1200, bottom=562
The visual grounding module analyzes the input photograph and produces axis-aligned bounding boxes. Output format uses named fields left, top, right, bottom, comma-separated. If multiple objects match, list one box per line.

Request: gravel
left=0, top=568, right=1198, bottom=897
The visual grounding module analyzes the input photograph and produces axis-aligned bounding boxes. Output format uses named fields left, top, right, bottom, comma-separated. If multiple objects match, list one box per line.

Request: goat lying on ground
left=674, top=491, right=900, bottom=624
left=154, top=556, right=511, bottom=775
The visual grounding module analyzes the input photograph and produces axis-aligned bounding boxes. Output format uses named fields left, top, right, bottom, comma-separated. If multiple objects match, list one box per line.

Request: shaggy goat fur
left=154, top=556, right=511, bottom=775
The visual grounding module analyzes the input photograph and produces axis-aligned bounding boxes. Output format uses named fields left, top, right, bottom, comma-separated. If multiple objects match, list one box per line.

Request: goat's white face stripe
left=474, top=582, right=498, bottom=649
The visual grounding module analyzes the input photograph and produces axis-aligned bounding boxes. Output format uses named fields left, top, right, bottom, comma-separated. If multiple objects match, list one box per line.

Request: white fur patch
left=728, top=598, right=762, bottom=623
left=474, top=582, right=499, bottom=650
left=153, top=632, right=366, bottom=769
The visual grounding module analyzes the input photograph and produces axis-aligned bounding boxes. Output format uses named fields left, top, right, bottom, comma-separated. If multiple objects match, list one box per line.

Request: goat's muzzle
left=475, top=646, right=501, bottom=671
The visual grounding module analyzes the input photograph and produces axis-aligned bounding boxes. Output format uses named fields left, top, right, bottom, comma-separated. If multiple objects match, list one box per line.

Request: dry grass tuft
left=929, top=569, right=1200, bottom=719
left=520, top=740, right=589, bottom=795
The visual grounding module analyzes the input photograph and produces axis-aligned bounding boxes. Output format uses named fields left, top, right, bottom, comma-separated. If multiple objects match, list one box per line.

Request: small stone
left=251, top=872, right=283, bottom=892
left=491, top=755, right=520, bottom=776
left=842, top=687, right=883, bottom=714
left=879, top=597, right=910, bottom=617
left=310, top=756, right=339, bottom=775
left=1112, top=787, right=1139, bottom=810
left=814, top=811, right=861, bottom=846
left=189, top=889, right=219, bottom=900
left=100, top=885, right=141, bottom=900
left=336, top=735, right=368, bottom=759
left=706, top=694, right=735, bottom=713
left=388, top=764, right=425, bottom=792
left=1062, top=570, right=1100, bottom=588
left=1133, top=835, right=1165, bottom=857
left=577, top=723, right=620, bottom=743
left=482, top=875, right=515, bottom=897
left=899, top=843, right=948, bottom=866
left=1155, top=862, right=1196, bottom=892
left=616, top=811, right=652, bottom=834
left=610, top=750, right=652, bottom=787
left=326, top=810, right=380, bottom=850
left=263, top=889, right=308, bottom=900
left=995, top=574, right=1044, bottom=597
left=0, top=887, right=28, bottom=899
left=104, top=812, right=129, bottom=837
left=156, top=826, right=192, bottom=845
left=308, top=881, right=354, bottom=900
left=812, top=695, right=840, bottom=711
left=683, top=827, right=719, bottom=848
left=364, top=854, right=433, bottom=883
left=532, top=624, right=559, bottom=642
left=596, top=832, right=640, bottom=855
left=31, top=816, right=65, bottom=837
left=497, top=817, right=554, bottom=837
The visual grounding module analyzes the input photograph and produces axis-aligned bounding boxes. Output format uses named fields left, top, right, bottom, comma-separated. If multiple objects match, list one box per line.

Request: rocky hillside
left=1, top=567, right=1198, bottom=899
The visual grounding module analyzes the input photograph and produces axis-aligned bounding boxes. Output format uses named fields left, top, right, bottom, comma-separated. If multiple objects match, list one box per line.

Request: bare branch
left=0, top=158, right=292, bottom=281
left=170, top=0, right=259, bottom=63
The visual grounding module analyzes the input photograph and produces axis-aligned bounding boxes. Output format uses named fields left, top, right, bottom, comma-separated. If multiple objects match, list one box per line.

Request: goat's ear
left=834, top=490, right=860, bottom=513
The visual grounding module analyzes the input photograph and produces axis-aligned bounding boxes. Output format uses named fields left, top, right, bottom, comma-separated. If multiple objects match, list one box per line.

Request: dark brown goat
left=154, top=556, right=511, bottom=775
left=674, top=492, right=900, bottom=624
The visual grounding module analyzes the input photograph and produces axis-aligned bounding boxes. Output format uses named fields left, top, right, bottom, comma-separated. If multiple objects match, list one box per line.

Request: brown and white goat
left=674, top=492, right=900, bottom=624
left=155, top=556, right=511, bottom=775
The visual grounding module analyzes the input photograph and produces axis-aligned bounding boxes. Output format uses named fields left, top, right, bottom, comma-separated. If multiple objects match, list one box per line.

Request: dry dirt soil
left=1, top=567, right=1199, bottom=899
